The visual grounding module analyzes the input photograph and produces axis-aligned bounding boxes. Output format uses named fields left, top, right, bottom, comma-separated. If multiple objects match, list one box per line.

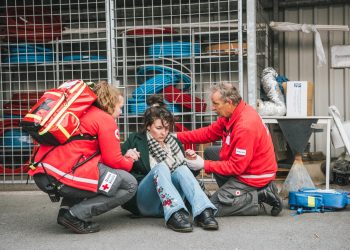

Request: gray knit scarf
left=147, top=132, right=186, bottom=171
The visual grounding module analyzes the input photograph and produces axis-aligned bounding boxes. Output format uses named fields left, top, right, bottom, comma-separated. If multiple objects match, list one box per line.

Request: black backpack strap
left=67, top=133, right=97, bottom=142
left=28, top=133, right=97, bottom=171
left=71, top=149, right=100, bottom=173
left=26, top=144, right=59, bottom=184
left=29, top=145, right=58, bottom=171
left=41, top=162, right=61, bottom=202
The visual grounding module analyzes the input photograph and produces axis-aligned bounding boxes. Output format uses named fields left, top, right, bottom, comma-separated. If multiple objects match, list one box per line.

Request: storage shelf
left=116, top=20, right=240, bottom=33
left=1, top=60, right=107, bottom=67
left=116, top=8, right=250, bottom=132
left=116, top=23, right=267, bottom=41
left=113, top=52, right=268, bottom=72
left=1, top=148, right=33, bottom=153
left=1, top=62, right=57, bottom=67
left=58, top=60, right=108, bottom=65
left=61, top=27, right=106, bottom=35
left=115, top=55, right=245, bottom=64
left=121, top=30, right=243, bottom=40
left=50, top=37, right=107, bottom=43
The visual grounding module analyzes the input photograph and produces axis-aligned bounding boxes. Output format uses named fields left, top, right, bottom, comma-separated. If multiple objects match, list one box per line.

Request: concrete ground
left=1, top=183, right=350, bottom=250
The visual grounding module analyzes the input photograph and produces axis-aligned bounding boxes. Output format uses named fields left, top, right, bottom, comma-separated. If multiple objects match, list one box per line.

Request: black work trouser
left=204, top=146, right=259, bottom=216
left=34, top=163, right=137, bottom=221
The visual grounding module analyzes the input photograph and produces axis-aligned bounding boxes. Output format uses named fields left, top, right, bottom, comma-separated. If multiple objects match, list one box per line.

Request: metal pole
left=247, top=0, right=257, bottom=107
left=105, top=0, right=115, bottom=85
left=273, top=0, right=279, bottom=68
left=326, top=118, right=331, bottom=189
left=238, top=0, right=243, bottom=97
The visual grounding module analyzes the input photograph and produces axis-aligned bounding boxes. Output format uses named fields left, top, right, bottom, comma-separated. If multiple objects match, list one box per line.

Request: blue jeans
left=136, top=162, right=216, bottom=222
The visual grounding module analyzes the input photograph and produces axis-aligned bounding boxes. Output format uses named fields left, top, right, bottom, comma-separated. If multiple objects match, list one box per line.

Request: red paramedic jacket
left=177, top=101, right=277, bottom=187
left=28, top=106, right=133, bottom=192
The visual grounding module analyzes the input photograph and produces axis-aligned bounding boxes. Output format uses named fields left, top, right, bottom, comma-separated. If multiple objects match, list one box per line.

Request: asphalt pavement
left=1, top=186, right=350, bottom=250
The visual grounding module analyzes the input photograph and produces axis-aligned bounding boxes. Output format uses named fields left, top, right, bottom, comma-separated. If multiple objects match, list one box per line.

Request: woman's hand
left=125, top=148, right=140, bottom=162
left=185, top=149, right=197, bottom=160
left=185, top=155, right=204, bottom=171
left=185, top=149, right=204, bottom=171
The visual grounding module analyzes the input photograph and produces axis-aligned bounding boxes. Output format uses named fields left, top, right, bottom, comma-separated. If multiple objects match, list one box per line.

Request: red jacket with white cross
left=28, top=106, right=133, bottom=192
left=177, top=100, right=277, bottom=187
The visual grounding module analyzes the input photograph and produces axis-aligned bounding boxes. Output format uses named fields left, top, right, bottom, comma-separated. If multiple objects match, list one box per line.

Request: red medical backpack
left=21, top=80, right=96, bottom=145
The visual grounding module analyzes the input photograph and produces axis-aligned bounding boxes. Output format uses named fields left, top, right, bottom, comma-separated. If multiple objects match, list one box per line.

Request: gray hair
left=210, top=82, right=242, bottom=105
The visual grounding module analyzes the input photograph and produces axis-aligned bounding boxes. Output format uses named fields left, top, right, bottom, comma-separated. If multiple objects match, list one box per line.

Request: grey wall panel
left=345, top=6, right=350, bottom=118
left=280, top=4, right=350, bottom=156
left=284, top=9, right=299, bottom=80
left=329, top=6, right=346, bottom=115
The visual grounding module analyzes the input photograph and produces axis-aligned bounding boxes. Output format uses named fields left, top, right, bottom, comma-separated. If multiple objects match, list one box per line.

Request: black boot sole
left=270, top=184, right=283, bottom=216
left=57, top=218, right=68, bottom=228
left=197, top=221, right=219, bottom=230
left=167, top=224, right=193, bottom=233
left=271, top=199, right=283, bottom=216
left=57, top=209, right=69, bottom=228
left=58, top=217, right=100, bottom=234
left=271, top=206, right=282, bottom=216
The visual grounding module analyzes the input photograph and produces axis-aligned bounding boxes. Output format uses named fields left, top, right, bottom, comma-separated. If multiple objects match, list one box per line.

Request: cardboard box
left=205, top=42, right=247, bottom=56
left=282, top=81, right=314, bottom=116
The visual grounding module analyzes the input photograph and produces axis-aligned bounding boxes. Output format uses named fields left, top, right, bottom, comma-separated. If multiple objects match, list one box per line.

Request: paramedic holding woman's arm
left=177, top=82, right=283, bottom=217
left=28, top=81, right=139, bottom=234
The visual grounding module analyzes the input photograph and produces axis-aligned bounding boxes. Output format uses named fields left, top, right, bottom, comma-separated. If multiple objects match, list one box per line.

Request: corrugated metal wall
left=278, top=3, right=350, bottom=156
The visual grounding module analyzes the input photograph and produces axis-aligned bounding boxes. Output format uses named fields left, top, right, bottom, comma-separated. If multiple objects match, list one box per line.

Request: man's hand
left=185, top=155, right=204, bottom=171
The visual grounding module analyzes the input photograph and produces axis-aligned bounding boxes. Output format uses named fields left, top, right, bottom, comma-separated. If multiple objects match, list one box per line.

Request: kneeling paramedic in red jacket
left=28, top=81, right=139, bottom=233
left=178, top=82, right=282, bottom=217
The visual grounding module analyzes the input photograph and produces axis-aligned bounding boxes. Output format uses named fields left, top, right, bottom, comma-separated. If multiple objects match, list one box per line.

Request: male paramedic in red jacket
left=178, top=82, right=282, bottom=217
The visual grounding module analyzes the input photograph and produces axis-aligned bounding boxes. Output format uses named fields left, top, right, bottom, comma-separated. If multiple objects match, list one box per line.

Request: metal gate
left=0, top=0, right=108, bottom=184
left=0, top=0, right=270, bottom=184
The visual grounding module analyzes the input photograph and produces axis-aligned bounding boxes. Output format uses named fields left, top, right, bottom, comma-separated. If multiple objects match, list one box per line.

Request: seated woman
left=122, top=95, right=218, bottom=232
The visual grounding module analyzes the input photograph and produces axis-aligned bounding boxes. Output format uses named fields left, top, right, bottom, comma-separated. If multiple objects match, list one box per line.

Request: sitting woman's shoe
left=195, top=208, right=218, bottom=230
left=166, top=209, right=193, bottom=233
